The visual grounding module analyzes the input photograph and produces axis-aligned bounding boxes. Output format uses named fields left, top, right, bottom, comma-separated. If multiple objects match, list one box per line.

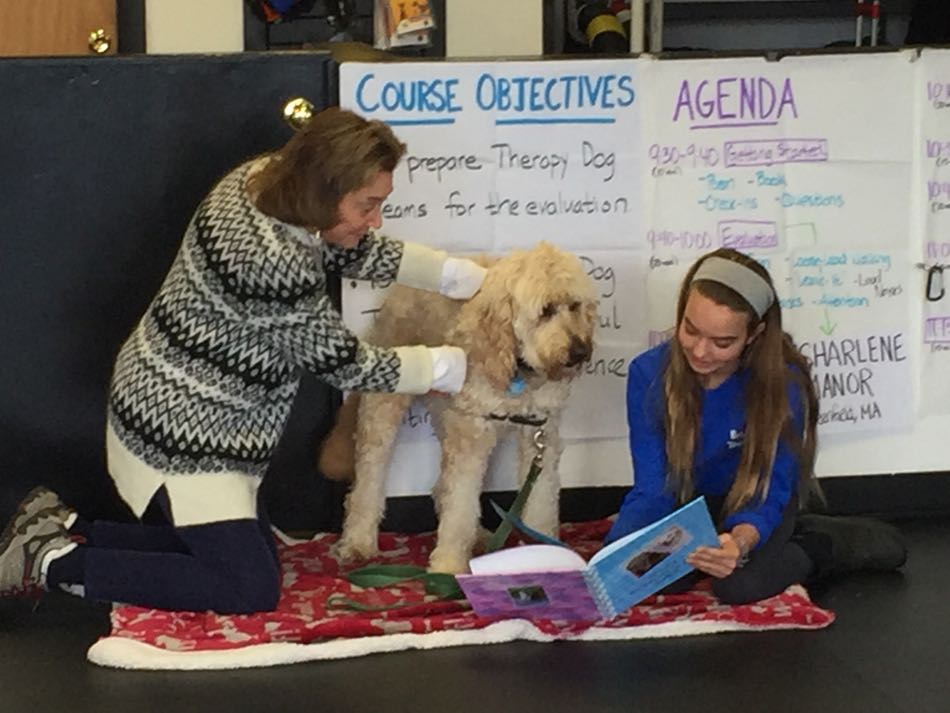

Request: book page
left=588, top=497, right=712, bottom=567
left=585, top=498, right=719, bottom=616
left=468, top=544, right=587, bottom=575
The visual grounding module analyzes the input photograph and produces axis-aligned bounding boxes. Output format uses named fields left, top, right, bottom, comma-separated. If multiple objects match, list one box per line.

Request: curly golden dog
left=321, top=241, right=597, bottom=574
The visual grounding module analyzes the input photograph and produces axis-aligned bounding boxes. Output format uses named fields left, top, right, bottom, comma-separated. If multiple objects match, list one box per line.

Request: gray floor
left=0, top=517, right=945, bottom=713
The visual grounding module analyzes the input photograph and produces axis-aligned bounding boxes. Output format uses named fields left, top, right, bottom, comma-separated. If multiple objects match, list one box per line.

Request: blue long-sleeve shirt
left=607, top=342, right=804, bottom=547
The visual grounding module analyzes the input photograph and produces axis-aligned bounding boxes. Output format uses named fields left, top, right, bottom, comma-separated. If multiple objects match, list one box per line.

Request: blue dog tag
left=507, top=373, right=526, bottom=396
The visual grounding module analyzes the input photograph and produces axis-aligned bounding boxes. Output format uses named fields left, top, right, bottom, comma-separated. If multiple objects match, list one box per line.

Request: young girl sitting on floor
left=609, top=248, right=906, bottom=604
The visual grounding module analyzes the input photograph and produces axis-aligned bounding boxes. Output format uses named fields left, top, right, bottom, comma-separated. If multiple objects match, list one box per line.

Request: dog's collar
left=496, top=359, right=545, bottom=423
left=487, top=413, right=548, bottom=427
left=508, top=358, right=535, bottom=396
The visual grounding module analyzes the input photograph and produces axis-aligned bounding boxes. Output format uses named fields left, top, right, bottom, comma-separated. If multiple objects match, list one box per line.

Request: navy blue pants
left=51, top=488, right=281, bottom=614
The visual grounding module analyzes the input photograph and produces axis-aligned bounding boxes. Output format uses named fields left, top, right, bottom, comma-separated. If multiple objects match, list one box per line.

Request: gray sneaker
left=10, top=486, right=74, bottom=532
left=0, top=511, right=74, bottom=597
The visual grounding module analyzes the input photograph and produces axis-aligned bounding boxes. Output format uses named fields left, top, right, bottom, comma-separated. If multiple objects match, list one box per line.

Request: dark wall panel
left=0, top=53, right=335, bottom=529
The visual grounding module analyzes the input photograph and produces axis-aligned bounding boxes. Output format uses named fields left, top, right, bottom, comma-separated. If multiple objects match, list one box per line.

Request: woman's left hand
left=439, top=257, right=487, bottom=299
left=686, top=533, right=742, bottom=579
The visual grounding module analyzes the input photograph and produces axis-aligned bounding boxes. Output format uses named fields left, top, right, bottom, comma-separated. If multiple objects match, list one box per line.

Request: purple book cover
left=456, top=498, right=718, bottom=621
left=456, top=570, right=602, bottom=621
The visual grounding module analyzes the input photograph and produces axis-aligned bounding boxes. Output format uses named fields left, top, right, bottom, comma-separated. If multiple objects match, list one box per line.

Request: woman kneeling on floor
left=0, top=108, right=487, bottom=613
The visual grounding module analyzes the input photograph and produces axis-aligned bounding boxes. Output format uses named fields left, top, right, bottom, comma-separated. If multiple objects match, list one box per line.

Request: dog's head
left=457, top=242, right=597, bottom=391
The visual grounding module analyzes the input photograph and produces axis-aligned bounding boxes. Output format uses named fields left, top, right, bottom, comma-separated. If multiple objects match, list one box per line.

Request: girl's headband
left=690, top=257, right=775, bottom=319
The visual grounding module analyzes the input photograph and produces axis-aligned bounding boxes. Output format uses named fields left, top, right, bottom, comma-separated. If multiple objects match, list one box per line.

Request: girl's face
left=321, top=170, right=393, bottom=248
left=677, top=288, right=760, bottom=386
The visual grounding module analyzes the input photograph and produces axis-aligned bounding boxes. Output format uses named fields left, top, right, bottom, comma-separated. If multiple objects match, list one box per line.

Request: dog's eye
left=540, top=303, right=557, bottom=320
left=569, top=301, right=581, bottom=312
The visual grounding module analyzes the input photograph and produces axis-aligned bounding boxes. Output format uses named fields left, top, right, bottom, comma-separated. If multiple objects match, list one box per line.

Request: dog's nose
left=567, top=337, right=592, bottom=366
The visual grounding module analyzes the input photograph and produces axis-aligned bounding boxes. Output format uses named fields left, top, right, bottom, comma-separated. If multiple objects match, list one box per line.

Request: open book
left=456, top=498, right=719, bottom=621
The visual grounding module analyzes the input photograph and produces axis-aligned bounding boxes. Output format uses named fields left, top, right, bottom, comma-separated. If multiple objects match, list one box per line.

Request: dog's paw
left=334, top=535, right=379, bottom=562
left=427, top=548, right=470, bottom=575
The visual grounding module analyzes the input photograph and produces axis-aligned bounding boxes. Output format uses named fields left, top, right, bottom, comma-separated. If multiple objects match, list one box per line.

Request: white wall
left=145, top=0, right=243, bottom=54
left=445, top=0, right=543, bottom=58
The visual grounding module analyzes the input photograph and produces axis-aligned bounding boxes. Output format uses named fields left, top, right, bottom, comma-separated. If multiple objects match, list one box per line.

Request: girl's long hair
left=663, top=248, right=819, bottom=514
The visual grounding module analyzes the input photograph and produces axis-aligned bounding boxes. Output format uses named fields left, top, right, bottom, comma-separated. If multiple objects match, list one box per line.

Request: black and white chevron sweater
left=105, top=159, right=443, bottom=525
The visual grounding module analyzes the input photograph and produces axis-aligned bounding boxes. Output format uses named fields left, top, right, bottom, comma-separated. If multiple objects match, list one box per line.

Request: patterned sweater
left=105, top=159, right=444, bottom=525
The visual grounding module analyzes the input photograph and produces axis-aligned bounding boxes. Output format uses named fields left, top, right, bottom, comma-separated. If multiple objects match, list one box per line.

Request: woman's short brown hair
left=248, top=107, right=406, bottom=229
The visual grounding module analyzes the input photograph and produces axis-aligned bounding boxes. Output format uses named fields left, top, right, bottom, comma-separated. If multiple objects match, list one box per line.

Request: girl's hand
left=686, top=533, right=742, bottom=579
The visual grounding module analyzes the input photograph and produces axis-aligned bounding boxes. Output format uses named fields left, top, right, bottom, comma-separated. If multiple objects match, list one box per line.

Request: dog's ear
left=456, top=281, right=517, bottom=392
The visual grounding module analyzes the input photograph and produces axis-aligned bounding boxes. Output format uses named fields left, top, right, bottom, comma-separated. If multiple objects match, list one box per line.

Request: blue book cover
left=584, top=497, right=720, bottom=618
left=457, top=497, right=719, bottom=621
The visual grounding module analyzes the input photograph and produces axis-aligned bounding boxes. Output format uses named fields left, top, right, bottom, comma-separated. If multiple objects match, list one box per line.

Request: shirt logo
left=727, top=429, right=745, bottom=449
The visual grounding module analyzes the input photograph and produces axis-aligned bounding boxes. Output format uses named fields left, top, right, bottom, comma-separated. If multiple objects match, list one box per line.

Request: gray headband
left=691, top=257, right=775, bottom=319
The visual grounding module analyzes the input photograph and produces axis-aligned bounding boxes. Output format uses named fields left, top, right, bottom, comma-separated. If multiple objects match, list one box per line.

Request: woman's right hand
left=428, top=346, right=467, bottom=394
left=439, top=257, right=488, bottom=299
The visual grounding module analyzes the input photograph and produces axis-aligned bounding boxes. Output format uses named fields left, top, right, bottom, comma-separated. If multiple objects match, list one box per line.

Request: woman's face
left=321, top=170, right=393, bottom=248
left=677, top=288, right=758, bottom=386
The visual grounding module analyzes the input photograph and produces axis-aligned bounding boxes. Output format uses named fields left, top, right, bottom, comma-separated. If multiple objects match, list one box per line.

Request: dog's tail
left=317, top=392, right=359, bottom=482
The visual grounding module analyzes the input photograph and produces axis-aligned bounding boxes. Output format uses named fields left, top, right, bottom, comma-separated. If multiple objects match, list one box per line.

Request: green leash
left=336, top=426, right=547, bottom=610
left=484, top=428, right=547, bottom=552
left=328, top=566, right=464, bottom=610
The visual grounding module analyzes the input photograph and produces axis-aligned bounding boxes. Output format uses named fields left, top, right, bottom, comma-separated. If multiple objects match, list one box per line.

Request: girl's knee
left=711, top=573, right=773, bottom=605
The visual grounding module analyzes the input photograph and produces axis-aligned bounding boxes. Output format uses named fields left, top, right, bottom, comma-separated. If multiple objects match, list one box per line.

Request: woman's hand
left=439, top=257, right=487, bottom=299
left=427, top=346, right=467, bottom=394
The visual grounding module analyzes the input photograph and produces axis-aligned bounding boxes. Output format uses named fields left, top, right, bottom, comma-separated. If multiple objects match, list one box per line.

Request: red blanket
left=87, top=520, right=834, bottom=669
